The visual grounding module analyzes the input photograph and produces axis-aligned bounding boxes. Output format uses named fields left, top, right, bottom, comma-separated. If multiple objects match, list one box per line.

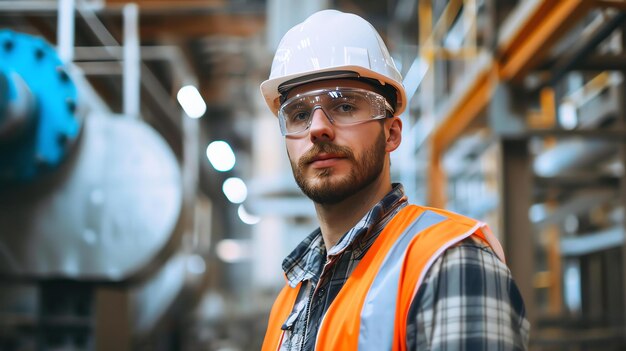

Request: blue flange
left=0, top=30, right=81, bottom=183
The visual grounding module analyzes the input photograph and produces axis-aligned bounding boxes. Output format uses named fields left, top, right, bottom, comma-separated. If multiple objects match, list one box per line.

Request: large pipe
left=534, top=139, right=615, bottom=177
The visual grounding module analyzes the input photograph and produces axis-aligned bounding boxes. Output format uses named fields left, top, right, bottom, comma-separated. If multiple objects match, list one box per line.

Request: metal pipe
left=0, top=1, right=66, bottom=12
left=560, top=226, right=624, bottom=257
left=72, top=2, right=195, bottom=133
left=57, top=0, right=75, bottom=63
left=73, top=45, right=193, bottom=81
left=76, top=5, right=120, bottom=47
left=75, top=61, right=124, bottom=75
left=123, top=3, right=140, bottom=119
left=534, top=139, right=615, bottom=177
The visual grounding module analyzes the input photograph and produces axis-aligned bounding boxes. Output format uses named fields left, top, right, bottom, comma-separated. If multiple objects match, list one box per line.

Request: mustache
left=298, top=142, right=354, bottom=167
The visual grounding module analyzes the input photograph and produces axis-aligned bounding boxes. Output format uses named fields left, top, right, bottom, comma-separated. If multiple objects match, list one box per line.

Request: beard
left=289, top=131, right=387, bottom=205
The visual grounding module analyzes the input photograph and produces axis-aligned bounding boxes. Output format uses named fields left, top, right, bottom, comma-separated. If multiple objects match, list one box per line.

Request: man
left=259, top=9, right=529, bottom=351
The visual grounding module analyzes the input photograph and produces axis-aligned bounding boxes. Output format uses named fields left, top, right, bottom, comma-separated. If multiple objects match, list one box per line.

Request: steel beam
left=594, top=0, right=626, bottom=10
left=526, top=129, right=626, bottom=140
left=427, top=0, right=597, bottom=207
left=500, top=138, right=536, bottom=327
left=137, top=13, right=266, bottom=39
left=103, top=0, right=226, bottom=12
left=498, top=0, right=591, bottom=82
left=545, top=11, right=626, bottom=88
left=428, top=69, right=495, bottom=207
left=572, top=54, right=626, bottom=71
left=620, top=141, right=626, bottom=339
left=618, top=47, right=626, bottom=339
left=95, top=287, right=132, bottom=351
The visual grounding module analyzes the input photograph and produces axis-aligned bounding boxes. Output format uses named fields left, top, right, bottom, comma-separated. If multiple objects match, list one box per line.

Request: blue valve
left=0, top=30, right=81, bottom=183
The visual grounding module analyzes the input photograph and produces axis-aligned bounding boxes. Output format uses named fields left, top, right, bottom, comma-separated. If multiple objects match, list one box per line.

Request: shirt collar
left=282, top=183, right=407, bottom=287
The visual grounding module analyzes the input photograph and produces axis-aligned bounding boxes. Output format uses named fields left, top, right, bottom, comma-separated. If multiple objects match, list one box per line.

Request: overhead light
left=177, top=85, right=206, bottom=118
left=238, top=204, right=260, bottom=225
left=222, top=177, right=247, bottom=204
left=206, top=141, right=236, bottom=172
left=216, top=239, right=250, bottom=263
left=558, top=101, right=578, bottom=130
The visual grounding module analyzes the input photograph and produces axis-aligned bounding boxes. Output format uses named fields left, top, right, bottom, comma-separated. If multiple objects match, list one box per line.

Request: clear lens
left=278, top=88, right=393, bottom=135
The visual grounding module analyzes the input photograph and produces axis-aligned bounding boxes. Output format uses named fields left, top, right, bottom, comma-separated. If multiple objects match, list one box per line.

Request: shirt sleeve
left=406, top=238, right=530, bottom=351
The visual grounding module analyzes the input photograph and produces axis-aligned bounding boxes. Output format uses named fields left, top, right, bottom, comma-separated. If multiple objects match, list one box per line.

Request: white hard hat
left=260, top=9, right=407, bottom=117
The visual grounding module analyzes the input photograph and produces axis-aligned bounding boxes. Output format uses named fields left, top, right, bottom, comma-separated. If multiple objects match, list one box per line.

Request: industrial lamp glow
left=206, top=141, right=236, bottom=172
left=177, top=85, right=206, bottom=118
left=222, top=177, right=247, bottom=204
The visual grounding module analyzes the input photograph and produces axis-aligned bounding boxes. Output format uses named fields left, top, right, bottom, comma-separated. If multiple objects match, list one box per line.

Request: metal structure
left=413, top=0, right=626, bottom=349
left=0, top=12, right=191, bottom=351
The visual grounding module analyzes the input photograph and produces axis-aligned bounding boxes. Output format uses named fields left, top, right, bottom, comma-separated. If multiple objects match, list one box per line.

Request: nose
left=308, top=107, right=334, bottom=142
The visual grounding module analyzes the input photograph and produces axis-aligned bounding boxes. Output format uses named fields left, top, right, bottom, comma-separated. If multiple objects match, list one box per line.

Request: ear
left=385, top=117, right=402, bottom=152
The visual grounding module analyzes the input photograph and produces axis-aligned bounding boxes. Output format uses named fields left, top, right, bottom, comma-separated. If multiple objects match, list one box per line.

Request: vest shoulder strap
left=392, top=210, right=495, bottom=351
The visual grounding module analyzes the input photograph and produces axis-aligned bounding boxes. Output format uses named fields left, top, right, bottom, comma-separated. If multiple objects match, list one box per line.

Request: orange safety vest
left=261, top=204, right=505, bottom=351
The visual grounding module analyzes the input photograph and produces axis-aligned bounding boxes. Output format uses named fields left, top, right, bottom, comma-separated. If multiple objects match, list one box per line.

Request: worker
left=259, top=9, right=529, bottom=351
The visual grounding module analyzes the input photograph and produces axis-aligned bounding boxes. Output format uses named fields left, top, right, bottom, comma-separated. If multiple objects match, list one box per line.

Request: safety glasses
left=278, top=87, right=394, bottom=136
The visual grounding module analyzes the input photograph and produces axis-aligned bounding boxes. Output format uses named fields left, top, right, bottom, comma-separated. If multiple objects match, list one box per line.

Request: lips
left=297, top=142, right=354, bottom=169
left=309, top=153, right=345, bottom=168
left=310, top=153, right=344, bottom=163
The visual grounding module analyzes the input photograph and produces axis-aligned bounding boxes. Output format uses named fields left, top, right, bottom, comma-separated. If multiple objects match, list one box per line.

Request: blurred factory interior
left=2, top=0, right=626, bottom=350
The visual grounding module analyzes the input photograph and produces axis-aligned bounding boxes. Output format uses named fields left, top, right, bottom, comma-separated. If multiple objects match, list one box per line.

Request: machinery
left=0, top=30, right=81, bottom=183
left=0, top=29, right=190, bottom=351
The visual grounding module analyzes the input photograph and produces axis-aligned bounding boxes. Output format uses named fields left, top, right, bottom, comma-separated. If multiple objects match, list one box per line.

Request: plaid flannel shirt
left=278, top=184, right=529, bottom=350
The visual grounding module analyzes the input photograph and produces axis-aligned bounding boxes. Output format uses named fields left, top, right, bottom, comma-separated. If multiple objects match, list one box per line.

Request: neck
left=315, top=173, right=392, bottom=252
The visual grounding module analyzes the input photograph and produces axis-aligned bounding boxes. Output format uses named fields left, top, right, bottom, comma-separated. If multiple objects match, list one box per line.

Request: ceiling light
left=558, top=101, right=578, bottom=130
left=238, top=204, right=260, bottom=225
left=222, top=177, right=247, bottom=204
left=206, top=141, right=236, bottom=172
left=216, top=239, right=250, bottom=263
left=177, top=85, right=206, bottom=118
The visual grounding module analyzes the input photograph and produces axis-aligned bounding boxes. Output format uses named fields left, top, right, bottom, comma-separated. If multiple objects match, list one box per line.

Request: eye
left=331, top=101, right=359, bottom=115
left=337, top=104, right=354, bottom=113
left=290, top=111, right=310, bottom=122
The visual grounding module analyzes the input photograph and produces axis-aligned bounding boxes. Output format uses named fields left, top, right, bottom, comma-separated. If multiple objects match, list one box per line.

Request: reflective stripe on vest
left=357, top=209, right=446, bottom=350
left=261, top=205, right=505, bottom=351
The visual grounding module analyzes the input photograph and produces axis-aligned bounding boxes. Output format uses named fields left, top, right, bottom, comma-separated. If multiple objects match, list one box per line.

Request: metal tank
left=0, top=29, right=190, bottom=351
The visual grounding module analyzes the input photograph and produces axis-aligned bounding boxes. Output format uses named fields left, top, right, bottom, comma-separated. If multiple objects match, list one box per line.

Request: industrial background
left=1, top=0, right=626, bottom=350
